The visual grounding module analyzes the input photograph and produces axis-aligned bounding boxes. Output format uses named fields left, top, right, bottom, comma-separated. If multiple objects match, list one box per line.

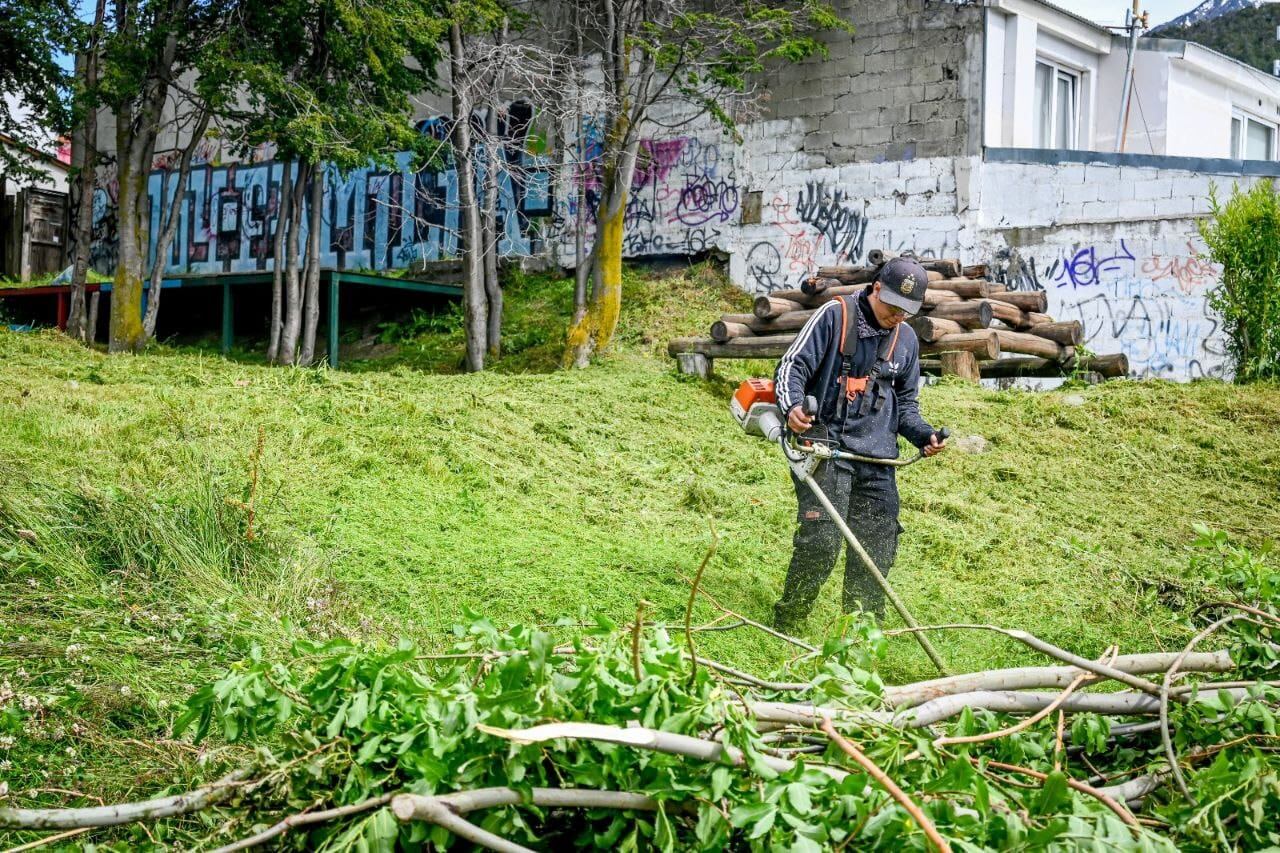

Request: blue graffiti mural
left=112, top=104, right=553, bottom=276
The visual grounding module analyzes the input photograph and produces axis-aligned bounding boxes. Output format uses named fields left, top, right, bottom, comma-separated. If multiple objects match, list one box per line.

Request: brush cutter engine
left=729, top=378, right=787, bottom=442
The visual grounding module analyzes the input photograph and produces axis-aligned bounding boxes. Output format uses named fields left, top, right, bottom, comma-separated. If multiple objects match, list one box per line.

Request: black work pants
left=773, top=460, right=901, bottom=630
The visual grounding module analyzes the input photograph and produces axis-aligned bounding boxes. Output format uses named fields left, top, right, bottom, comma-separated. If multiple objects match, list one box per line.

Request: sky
left=1058, top=0, right=1203, bottom=28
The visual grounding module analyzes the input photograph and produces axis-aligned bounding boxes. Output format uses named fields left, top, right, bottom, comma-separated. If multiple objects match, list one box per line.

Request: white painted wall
left=1167, top=62, right=1237, bottom=158
left=1089, top=40, right=1280, bottom=159
left=983, top=0, right=1113, bottom=150
left=1095, top=47, right=1172, bottom=154
left=984, top=9, right=1008, bottom=147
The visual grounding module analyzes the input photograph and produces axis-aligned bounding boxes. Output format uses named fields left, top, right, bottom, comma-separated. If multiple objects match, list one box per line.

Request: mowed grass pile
left=1, top=265, right=1279, bottom=829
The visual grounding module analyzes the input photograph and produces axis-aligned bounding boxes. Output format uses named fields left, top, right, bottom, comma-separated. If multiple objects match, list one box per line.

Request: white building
left=984, top=0, right=1280, bottom=159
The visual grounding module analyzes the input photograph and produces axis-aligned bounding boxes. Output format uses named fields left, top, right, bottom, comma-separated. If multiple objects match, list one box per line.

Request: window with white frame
left=1033, top=59, right=1080, bottom=149
left=1231, top=111, right=1276, bottom=160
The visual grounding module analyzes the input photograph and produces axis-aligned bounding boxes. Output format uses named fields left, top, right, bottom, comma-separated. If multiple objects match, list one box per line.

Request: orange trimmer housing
left=730, top=379, right=786, bottom=441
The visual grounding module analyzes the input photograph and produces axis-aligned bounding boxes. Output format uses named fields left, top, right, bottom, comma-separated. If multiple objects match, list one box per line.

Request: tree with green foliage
left=562, top=0, right=852, bottom=368
left=93, top=0, right=242, bottom=353
left=0, top=0, right=76, bottom=181
left=1199, top=180, right=1280, bottom=382
left=225, top=0, right=454, bottom=365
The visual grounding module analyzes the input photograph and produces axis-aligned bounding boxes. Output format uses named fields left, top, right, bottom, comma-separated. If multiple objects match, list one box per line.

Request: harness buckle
left=843, top=376, right=869, bottom=400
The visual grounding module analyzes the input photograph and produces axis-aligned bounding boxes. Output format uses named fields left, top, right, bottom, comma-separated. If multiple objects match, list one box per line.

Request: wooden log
left=940, top=350, right=980, bottom=382
left=765, top=288, right=811, bottom=304
left=929, top=278, right=991, bottom=299
left=1027, top=312, right=1053, bottom=326
left=710, top=320, right=755, bottom=342
left=927, top=270, right=944, bottom=282
left=920, top=331, right=1000, bottom=360
left=962, top=264, right=989, bottom=279
left=920, top=299, right=993, bottom=330
left=720, top=310, right=814, bottom=335
left=988, top=299, right=1031, bottom=330
left=1028, top=320, right=1083, bottom=347
left=908, top=315, right=965, bottom=343
left=994, top=329, right=1067, bottom=361
left=989, top=290, right=1048, bottom=313
left=921, top=258, right=962, bottom=278
left=801, top=277, right=837, bottom=297
left=815, top=266, right=878, bottom=285
left=1086, top=353, right=1129, bottom=378
left=753, top=295, right=805, bottom=320
left=986, top=283, right=1008, bottom=293
left=808, top=283, right=870, bottom=305
left=923, top=289, right=961, bottom=307
left=668, top=335, right=796, bottom=359
left=923, top=353, right=1130, bottom=379
left=866, top=249, right=895, bottom=266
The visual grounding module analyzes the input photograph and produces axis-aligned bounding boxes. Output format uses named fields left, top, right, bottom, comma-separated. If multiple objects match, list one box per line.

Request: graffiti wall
left=86, top=99, right=1254, bottom=384
left=729, top=130, right=964, bottom=294
left=986, top=240, right=1227, bottom=379
left=90, top=105, right=553, bottom=276
left=549, top=130, right=742, bottom=264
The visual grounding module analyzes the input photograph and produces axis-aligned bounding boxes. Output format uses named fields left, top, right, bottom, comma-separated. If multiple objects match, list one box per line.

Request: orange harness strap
left=836, top=296, right=900, bottom=401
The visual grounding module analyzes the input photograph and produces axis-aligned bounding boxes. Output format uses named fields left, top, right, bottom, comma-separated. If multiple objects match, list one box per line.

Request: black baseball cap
left=877, top=257, right=929, bottom=315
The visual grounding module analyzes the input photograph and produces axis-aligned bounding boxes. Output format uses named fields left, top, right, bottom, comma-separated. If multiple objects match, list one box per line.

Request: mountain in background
left=1150, top=2, right=1280, bottom=72
left=1153, top=0, right=1277, bottom=31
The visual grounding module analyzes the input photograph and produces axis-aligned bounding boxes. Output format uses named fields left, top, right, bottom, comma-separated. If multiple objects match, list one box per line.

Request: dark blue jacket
left=774, top=294, right=935, bottom=460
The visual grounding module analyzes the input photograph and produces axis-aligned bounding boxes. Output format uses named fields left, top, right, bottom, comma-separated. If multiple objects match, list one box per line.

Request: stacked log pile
left=668, top=254, right=1129, bottom=381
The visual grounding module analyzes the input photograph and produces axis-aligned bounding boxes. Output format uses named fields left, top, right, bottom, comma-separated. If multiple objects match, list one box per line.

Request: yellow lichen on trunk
left=590, top=197, right=624, bottom=352
left=109, top=269, right=145, bottom=353
left=109, top=158, right=147, bottom=353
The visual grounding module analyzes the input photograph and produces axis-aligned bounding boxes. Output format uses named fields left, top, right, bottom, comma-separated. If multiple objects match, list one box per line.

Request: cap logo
left=900, top=275, right=916, bottom=295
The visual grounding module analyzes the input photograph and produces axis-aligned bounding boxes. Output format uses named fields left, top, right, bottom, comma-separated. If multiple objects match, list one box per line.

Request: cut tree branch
left=819, top=716, right=950, bottom=853
left=476, top=721, right=847, bottom=780
left=0, top=768, right=253, bottom=830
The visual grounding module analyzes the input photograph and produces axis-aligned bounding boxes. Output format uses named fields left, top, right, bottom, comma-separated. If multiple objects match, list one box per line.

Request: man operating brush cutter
left=770, top=257, right=947, bottom=636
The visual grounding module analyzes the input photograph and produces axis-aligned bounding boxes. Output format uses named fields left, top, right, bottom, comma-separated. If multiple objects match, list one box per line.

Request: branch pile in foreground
left=2, top=600, right=1278, bottom=851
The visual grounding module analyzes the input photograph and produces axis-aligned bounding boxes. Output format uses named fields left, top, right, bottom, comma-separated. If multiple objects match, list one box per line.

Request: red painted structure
left=0, top=283, right=103, bottom=330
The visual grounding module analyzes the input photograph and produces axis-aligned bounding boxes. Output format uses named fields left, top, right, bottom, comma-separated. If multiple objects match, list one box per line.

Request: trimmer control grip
left=803, top=396, right=818, bottom=417
left=936, top=427, right=951, bottom=442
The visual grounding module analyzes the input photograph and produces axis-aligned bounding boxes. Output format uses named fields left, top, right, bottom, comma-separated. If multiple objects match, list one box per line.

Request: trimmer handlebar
left=731, top=379, right=948, bottom=468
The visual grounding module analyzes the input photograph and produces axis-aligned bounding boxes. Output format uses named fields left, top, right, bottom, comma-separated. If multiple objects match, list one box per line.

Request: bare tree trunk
left=451, top=22, right=486, bottom=373
left=67, top=0, right=106, bottom=342
left=109, top=107, right=147, bottom=353
left=299, top=166, right=323, bottom=365
left=266, top=161, right=292, bottom=362
left=482, top=104, right=502, bottom=359
left=143, top=107, right=209, bottom=340
left=86, top=291, right=100, bottom=343
left=108, top=6, right=177, bottom=353
left=277, top=161, right=309, bottom=366
left=571, top=110, right=588, bottom=329
left=570, top=13, right=588, bottom=330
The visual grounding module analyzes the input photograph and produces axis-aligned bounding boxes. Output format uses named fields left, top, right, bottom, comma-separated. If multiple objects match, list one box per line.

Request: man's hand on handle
left=922, top=431, right=948, bottom=457
left=787, top=405, right=814, bottom=434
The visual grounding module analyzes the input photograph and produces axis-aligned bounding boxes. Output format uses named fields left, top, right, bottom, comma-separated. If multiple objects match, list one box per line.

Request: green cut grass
left=1, top=264, right=1279, bottom=846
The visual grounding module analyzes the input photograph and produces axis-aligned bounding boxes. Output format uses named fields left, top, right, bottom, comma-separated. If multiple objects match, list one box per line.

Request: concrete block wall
left=761, top=0, right=983, bottom=164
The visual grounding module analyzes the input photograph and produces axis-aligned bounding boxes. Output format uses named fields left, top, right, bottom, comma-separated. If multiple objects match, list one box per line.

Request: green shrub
left=1199, top=180, right=1280, bottom=381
